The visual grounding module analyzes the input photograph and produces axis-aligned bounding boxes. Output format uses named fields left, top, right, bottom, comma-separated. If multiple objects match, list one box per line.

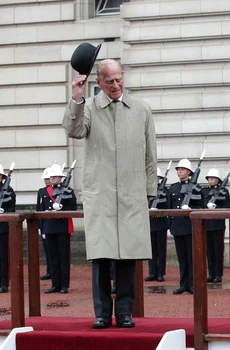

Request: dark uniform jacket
left=168, top=180, right=203, bottom=236
left=0, top=183, right=16, bottom=233
left=202, top=185, right=230, bottom=231
left=149, top=186, right=169, bottom=231
left=37, top=184, right=77, bottom=235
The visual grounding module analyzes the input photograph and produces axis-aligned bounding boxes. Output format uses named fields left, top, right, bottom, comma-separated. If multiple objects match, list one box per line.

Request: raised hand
left=72, top=74, right=87, bottom=102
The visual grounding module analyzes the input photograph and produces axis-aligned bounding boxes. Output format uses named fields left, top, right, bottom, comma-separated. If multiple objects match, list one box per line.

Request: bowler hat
left=71, top=43, right=102, bottom=76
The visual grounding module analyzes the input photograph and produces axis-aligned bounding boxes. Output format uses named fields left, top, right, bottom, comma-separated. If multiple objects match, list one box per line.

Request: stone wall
left=2, top=0, right=230, bottom=266
left=1, top=0, right=230, bottom=206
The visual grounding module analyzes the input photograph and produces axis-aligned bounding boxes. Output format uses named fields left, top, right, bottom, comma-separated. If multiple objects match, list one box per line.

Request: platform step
left=16, top=330, right=164, bottom=350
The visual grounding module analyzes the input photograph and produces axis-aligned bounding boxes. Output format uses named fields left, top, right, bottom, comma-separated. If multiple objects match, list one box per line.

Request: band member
left=168, top=158, right=203, bottom=295
left=0, top=164, right=16, bottom=293
left=202, top=168, right=230, bottom=283
left=145, top=167, right=168, bottom=282
left=37, top=167, right=52, bottom=281
left=37, top=163, right=77, bottom=294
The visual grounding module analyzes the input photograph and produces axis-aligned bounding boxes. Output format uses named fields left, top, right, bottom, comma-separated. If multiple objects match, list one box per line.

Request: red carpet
left=0, top=317, right=230, bottom=350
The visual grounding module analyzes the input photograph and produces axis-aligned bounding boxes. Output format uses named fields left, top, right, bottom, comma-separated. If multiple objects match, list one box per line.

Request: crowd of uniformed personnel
left=145, top=158, right=230, bottom=295
left=0, top=158, right=230, bottom=296
left=0, top=161, right=77, bottom=294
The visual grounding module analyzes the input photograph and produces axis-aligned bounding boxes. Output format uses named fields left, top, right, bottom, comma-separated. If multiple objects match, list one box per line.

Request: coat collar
left=97, top=90, right=132, bottom=109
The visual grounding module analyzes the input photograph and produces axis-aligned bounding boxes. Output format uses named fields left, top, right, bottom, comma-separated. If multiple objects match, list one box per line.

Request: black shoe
left=111, top=282, right=116, bottom=294
left=157, top=275, right=164, bottom=282
left=44, top=287, right=60, bottom=294
left=92, top=317, right=112, bottom=329
left=0, top=286, right=8, bottom=293
left=116, top=315, right=135, bottom=328
left=173, top=286, right=186, bottom=295
left=207, top=276, right=214, bottom=283
left=40, top=273, right=51, bottom=280
left=144, top=275, right=156, bottom=281
left=186, top=287, right=193, bottom=294
left=213, top=276, right=222, bottom=283
left=60, top=288, right=68, bottom=294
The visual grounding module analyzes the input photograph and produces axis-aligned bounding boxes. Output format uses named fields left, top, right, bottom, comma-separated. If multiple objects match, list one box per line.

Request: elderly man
left=62, top=59, right=157, bottom=328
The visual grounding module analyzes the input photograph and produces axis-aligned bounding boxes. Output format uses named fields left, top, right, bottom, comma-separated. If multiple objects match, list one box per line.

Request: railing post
left=191, top=216, right=208, bottom=350
left=133, top=260, right=144, bottom=317
left=27, top=217, right=41, bottom=316
left=9, top=219, right=25, bottom=328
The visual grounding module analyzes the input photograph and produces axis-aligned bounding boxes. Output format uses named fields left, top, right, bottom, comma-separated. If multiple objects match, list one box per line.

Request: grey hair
left=96, top=59, right=123, bottom=81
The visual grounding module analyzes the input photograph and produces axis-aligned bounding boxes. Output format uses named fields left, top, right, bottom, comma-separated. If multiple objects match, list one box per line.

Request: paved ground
left=1, top=262, right=230, bottom=322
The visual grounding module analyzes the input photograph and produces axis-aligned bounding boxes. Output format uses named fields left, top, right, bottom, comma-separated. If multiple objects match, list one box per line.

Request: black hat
left=71, top=43, right=102, bottom=76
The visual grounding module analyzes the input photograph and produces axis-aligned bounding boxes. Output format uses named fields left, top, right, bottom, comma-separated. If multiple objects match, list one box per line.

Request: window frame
left=95, top=0, right=128, bottom=17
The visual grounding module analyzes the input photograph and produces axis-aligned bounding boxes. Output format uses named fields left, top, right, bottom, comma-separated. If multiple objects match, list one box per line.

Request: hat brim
left=205, top=176, right=221, bottom=181
left=86, top=43, right=101, bottom=77
left=0, top=173, right=7, bottom=178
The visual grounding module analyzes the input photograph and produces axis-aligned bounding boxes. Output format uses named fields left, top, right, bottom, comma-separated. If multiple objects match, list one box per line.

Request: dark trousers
left=0, top=232, right=9, bottom=288
left=92, top=259, right=136, bottom=317
left=148, top=230, right=167, bottom=277
left=46, top=233, right=70, bottom=289
left=174, top=234, right=193, bottom=289
left=41, top=235, right=51, bottom=275
left=206, top=229, right=224, bottom=278
left=110, top=260, right=116, bottom=283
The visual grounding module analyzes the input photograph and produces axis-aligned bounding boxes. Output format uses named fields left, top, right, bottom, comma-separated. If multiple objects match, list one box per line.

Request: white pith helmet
left=41, top=167, right=51, bottom=179
left=157, top=167, right=163, bottom=179
left=205, top=168, right=221, bottom=181
left=0, top=164, right=7, bottom=177
left=49, top=163, right=66, bottom=177
left=175, top=158, right=193, bottom=174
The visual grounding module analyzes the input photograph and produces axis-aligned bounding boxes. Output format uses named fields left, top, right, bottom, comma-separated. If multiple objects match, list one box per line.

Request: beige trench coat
left=62, top=91, right=157, bottom=260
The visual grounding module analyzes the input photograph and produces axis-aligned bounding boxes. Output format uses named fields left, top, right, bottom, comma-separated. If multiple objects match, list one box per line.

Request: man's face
left=0, top=174, right=3, bottom=182
left=97, top=63, right=124, bottom=100
left=177, top=167, right=191, bottom=181
left=44, top=178, right=51, bottom=186
left=50, top=176, right=62, bottom=185
left=207, top=177, right=219, bottom=186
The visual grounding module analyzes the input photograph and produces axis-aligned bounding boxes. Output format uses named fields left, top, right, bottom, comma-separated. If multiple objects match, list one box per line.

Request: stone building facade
left=1, top=0, right=230, bottom=261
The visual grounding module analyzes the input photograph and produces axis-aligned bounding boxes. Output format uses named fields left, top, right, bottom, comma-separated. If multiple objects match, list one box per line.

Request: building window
left=90, top=83, right=101, bottom=97
left=95, top=0, right=129, bottom=16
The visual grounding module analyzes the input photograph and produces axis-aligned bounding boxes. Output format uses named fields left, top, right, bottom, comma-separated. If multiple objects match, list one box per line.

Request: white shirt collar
left=106, top=94, right=123, bottom=102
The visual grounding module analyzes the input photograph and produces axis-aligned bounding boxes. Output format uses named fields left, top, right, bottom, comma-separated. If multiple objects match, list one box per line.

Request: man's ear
left=97, top=79, right=103, bottom=90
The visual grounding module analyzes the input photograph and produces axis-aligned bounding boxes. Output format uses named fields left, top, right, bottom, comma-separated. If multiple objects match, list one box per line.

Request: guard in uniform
left=145, top=167, right=168, bottom=282
left=202, top=168, right=230, bottom=283
left=0, top=164, right=16, bottom=293
left=168, top=158, right=203, bottom=295
left=37, top=163, right=77, bottom=294
left=36, top=167, right=52, bottom=281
